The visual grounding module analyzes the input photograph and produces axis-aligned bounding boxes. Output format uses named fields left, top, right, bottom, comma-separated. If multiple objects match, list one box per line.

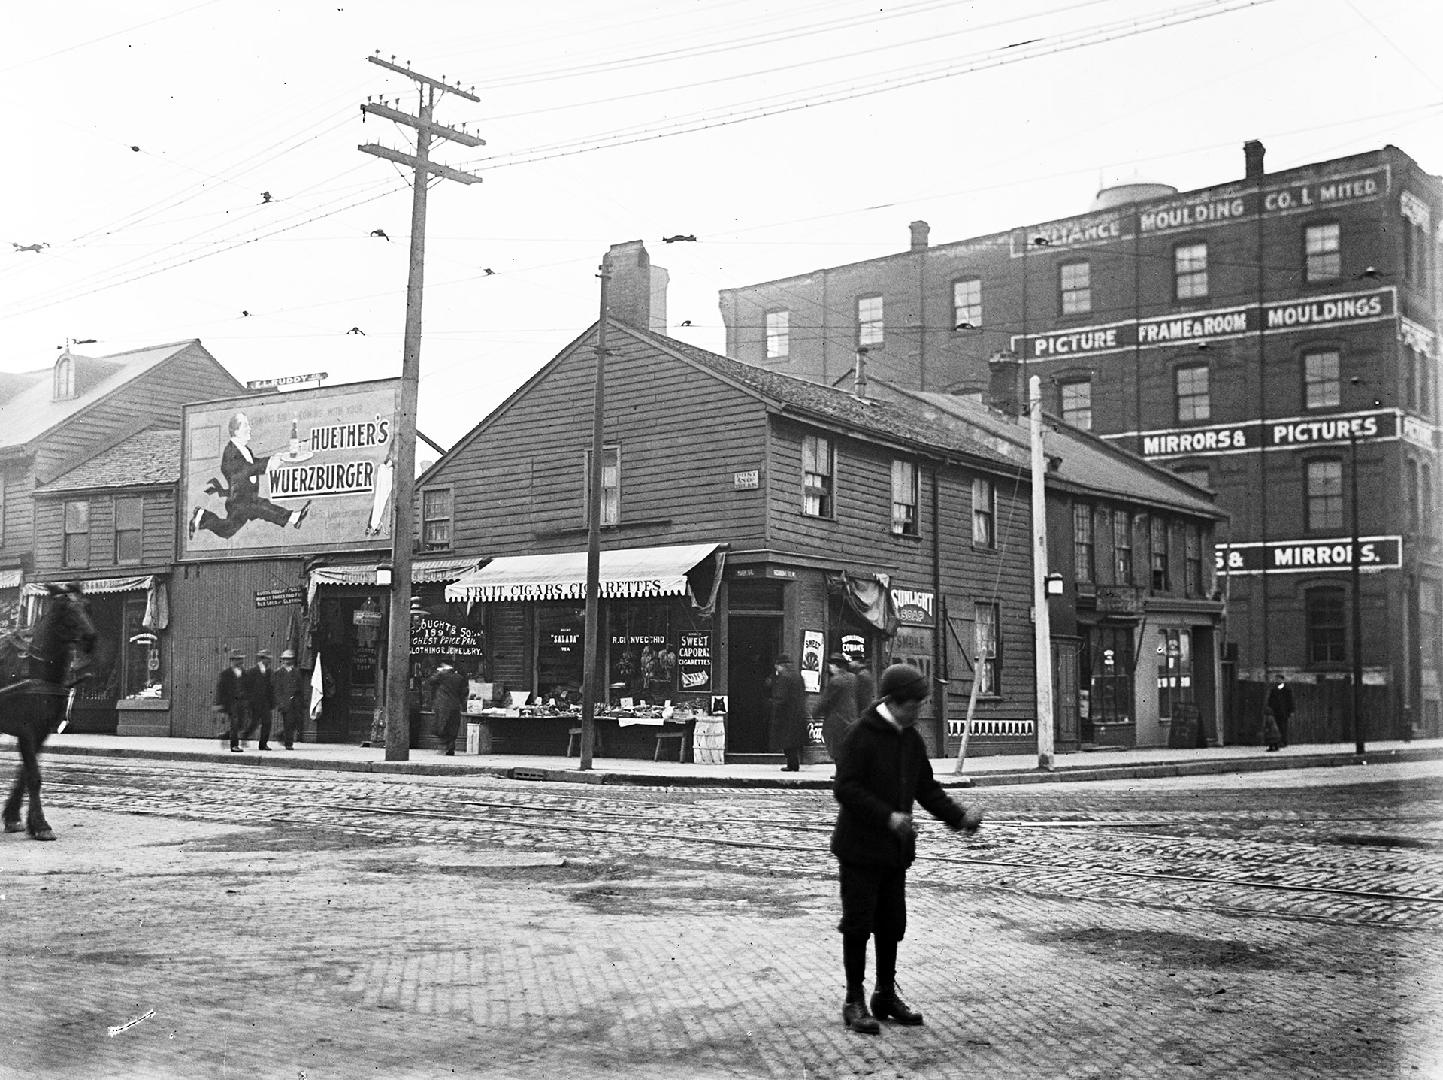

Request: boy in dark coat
left=831, top=663, right=982, bottom=1035
left=769, top=655, right=808, bottom=772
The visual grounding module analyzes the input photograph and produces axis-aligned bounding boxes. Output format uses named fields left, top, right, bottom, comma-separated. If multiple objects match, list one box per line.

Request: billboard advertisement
left=181, top=378, right=400, bottom=559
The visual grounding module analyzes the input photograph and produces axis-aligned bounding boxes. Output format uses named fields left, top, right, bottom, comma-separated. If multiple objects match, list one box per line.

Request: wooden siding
left=32, top=489, right=177, bottom=578
left=425, top=334, right=773, bottom=558
left=0, top=463, right=34, bottom=568
left=168, top=558, right=307, bottom=738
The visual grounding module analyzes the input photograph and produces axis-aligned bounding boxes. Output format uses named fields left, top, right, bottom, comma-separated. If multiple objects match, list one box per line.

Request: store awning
left=23, top=574, right=169, bottom=629
left=25, top=574, right=155, bottom=596
left=0, top=568, right=22, bottom=590
left=308, top=556, right=484, bottom=588
left=446, top=543, right=720, bottom=604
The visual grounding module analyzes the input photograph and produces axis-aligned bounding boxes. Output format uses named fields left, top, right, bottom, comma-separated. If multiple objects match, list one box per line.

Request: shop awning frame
left=307, top=556, right=484, bottom=591
left=446, top=543, right=721, bottom=604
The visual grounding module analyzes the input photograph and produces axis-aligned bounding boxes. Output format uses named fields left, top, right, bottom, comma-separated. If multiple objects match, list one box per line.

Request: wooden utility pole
left=579, top=257, right=612, bottom=771
left=359, top=54, right=483, bottom=762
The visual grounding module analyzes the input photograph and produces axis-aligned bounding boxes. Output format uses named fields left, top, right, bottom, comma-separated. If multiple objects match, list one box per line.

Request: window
left=1088, top=626, right=1134, bottom=725
left=1059, top=261, right=1091, bottom=315
left=952, top=278, right=982, bottom=330
left=1403, top=218, right=1429, bottom=289
left=1305, top=222, right=1340, bottom=282
left=1175, top=364, right=1210, bottom=422
left=114, top=495, right=143, bottom=565
left=890, top=459, right=918, bottom=536
left=1059, top=379, right=1092, bottom=430
left=857, top=295, right=884, bottom=347
left=421, top=488, right=453, bottom=551
left=53, top=356, right=74, bottom=401
left=1073, top=503, right=1094, bottom=582
left=63, top=499, right=89, bottom=568
left=1305, top=459, right=1344, bottom=531
left=1407, top=458, right=1420, bottom=531
left=802, top=435, right=833, bottom=518
left=973, top=602, right=999, bottom=694
left=1405, top=345, right=1418, bottom=411
left=1174, top=242, right=1208, bottom=299
left=1113, top=510, right=1133, bottom=584
left=765, top=309, right=789, bottom=360
left=1424, top=464, right=1435, bottom=535
left=583, top=446, right=620, bottom=527
left=1150, top=515, right=1170, bottom=592
left=122, top=597, right=160, bottom=696
left=1303, top=349, right=1341, bottom=410
left=1306, top=586, right=1347, bottom=663
left=972, top=477, right=995, bottom=547
left=1184, top=525, right=1203, bottom=598
left=1156, top=628, right=1194, bottom=722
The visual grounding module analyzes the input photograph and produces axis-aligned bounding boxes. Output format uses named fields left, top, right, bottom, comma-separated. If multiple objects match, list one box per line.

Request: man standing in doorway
left=769, top=655, right=808, bottom=772
left=815, top=653, right=858, bottom=764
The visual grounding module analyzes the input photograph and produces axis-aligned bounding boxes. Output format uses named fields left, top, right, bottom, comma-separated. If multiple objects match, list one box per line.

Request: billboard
left=181, top=379, right=400, bottom=559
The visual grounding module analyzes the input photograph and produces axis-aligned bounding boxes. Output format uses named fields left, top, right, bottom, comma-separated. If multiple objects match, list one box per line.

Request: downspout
left=931, top=463, right=945, bottom=748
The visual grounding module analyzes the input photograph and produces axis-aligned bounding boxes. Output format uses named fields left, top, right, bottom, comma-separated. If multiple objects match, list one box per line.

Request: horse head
left=38, top=583, right=99, bottom=684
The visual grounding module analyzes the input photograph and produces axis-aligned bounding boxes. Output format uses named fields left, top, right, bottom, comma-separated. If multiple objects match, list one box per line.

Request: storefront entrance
left=726, top=614, right=781, bottom=753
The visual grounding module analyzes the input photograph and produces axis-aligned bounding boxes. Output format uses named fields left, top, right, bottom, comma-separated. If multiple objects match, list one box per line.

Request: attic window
left=53, top=355, right=75, bottom=401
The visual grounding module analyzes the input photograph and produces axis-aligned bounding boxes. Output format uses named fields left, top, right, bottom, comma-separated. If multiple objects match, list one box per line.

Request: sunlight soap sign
left=181, top=378, right=400, bottom=559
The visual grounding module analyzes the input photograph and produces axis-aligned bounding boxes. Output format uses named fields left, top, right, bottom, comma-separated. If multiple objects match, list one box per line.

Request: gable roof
left=37, top=429, right=182, bottom=493
left=896, top=387, right=1225, bottom=520
left=0, top=340, right=218, bottom=452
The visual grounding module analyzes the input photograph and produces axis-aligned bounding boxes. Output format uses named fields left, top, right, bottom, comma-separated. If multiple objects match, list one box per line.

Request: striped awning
left=0, top=568, right=21, bottom=590
left=308, top=557, right=483, bottom=588
left=25, top=574, right=154, bottom=596
left=446, top=543, right=719, bottom=604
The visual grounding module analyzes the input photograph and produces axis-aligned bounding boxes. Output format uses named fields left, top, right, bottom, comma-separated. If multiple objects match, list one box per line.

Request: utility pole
left=359, top=54, right=483, bottom=762
left=1030, top=375, right=1055, bottom=770
left=579, top=257, right=613, bottom=771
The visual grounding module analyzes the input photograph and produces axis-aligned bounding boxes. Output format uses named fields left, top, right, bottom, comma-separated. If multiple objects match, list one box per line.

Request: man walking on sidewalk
left=216, top=650, right=248, bottom=752
left=273, top=649, right=305, bottom=750
left=831, top=663, right=982, bottom=1035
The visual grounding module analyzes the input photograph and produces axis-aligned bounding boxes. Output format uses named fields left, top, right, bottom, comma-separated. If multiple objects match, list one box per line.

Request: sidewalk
left=34, top=731, right=1443, bottom=788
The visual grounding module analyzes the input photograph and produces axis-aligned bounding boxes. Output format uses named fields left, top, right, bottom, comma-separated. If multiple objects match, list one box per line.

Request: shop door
left=1053, top=639, right=1080, bottom=748
left=727, top=614, right=782, bottom=753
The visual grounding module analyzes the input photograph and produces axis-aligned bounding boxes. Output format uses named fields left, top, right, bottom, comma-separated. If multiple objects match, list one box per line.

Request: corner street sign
left=246, top=372, right=328, bottom=390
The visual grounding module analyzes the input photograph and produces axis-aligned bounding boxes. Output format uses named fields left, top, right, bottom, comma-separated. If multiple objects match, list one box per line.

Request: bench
left=653, top=730, right=687, bottom=762
left=566, top=727, right=603, bottom=757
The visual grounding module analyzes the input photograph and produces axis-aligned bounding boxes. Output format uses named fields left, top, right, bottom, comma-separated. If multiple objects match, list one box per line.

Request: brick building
left=719, top=142, right=1442, bottom=744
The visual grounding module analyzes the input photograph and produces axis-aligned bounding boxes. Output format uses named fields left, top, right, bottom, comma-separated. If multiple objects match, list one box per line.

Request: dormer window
left=53, top=355, right=75, bottom=401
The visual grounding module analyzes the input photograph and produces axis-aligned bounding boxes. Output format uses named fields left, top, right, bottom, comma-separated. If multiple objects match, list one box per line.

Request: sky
left=3, top=0, right=1441, bottom=454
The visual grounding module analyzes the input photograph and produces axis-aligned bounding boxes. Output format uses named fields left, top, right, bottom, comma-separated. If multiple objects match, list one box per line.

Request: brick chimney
left=605, top=240, right=668, bottom=332
left=987, top=352, right=1024, bottom=417
left=1243, top=139, right=1266, bottom=181
left=909, top=220, right=930, bottom=252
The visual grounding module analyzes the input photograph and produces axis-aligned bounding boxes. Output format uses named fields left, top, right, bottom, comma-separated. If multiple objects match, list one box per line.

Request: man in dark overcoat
left=769, top=654, right=808, bottom=772
left=851, top=654, right=876, bottom=716
left=815, top=653, right=858, bottom=764
left=243, top=649, right=276, bottom=751
left=273, top=649, right=305, bottom=750
left=1265, top=673, right=1295, bottom=750
left=215, top=650, right=249, bottom=753
left=831, top=663, right=982, bottom=1035
left=426, top=659, right=469, bottom=756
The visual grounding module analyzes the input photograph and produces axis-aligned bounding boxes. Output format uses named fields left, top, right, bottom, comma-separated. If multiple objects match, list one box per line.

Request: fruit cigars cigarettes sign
left=1215, top=535, right=1402, bottom=575
left=1012, top=288, right=1394, bottom=361
left=181, top=378, right=400, bottom=558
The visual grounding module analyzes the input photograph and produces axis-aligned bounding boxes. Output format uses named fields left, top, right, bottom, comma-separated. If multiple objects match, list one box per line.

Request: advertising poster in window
left=800, top=629, right=824, bottom=693
left=677, top=631, right=712, bottom=693
left=180, top=378, right=400, bottom=559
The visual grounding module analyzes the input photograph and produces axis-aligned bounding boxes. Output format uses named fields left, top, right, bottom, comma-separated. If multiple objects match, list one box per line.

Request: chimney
left=605, top=240, right=668, bottom=332
left=854, top=347, right=869, bottom=399
left=1243, top=139, right=1266, bottom=181
left=909, top=220, right=930, bottom=252
left=987, top=352, right=1023, bottom=417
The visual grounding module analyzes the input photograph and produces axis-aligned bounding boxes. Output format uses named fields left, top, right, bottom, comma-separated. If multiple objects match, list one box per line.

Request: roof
left=0, top=340, right=208, bottom=451
left=614, top=321, right=1021, bottom=471
left=900, top=388, right=1225, bottom=520
left=37, top=429, right=182, bottom=493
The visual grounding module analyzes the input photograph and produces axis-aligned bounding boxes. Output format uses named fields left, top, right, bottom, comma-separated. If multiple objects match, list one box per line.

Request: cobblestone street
left=3, top=756, right=1441, bottom=1079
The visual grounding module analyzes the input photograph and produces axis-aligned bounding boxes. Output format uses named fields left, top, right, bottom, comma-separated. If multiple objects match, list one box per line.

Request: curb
left=38, top=742, right=1443, bottom=789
